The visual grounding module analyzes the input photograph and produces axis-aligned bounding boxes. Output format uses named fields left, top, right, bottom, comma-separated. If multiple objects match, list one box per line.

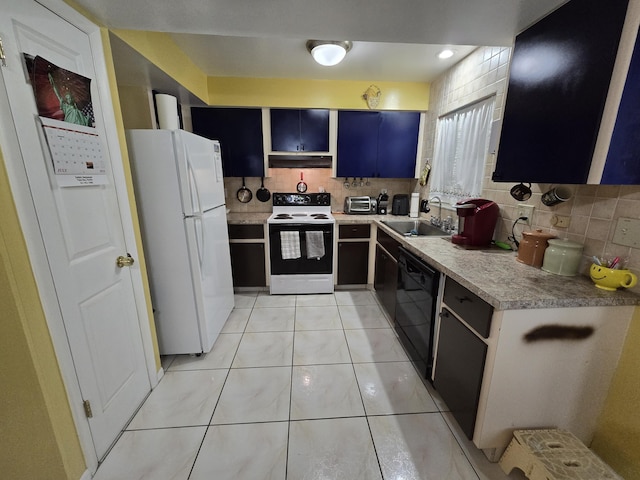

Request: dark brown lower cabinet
left=433, top=307, right=487, bottom=440
left=229, top=243, right=266, bottom=287
left=337, top=242, right=369, bottom=285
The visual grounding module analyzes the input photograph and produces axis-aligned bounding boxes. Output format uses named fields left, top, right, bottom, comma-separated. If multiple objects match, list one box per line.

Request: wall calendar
left=40, top=116, right=108, bottom=186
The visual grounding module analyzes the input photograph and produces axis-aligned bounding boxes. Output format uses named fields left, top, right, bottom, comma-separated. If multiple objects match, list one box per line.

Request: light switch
left=612, top=217, right=640, bottom=248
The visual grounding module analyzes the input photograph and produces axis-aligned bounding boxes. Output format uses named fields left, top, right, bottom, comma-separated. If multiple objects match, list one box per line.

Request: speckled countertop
left=227, top=212, right=640, bottom=310
left=227, top=212, right=271, bottom=224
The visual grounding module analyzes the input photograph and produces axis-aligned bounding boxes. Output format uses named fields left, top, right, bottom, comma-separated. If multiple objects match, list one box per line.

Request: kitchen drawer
left=228, top=224, right=265, bottom=240
left=443, top=277, right=492, bottom=338
left=339, top=224, right=371, bottom=239
left=376, top=228, right=401, bottom=261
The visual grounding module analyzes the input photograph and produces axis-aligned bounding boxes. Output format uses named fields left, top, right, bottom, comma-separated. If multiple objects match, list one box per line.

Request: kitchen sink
left=381, top=219, right=451, bottom=237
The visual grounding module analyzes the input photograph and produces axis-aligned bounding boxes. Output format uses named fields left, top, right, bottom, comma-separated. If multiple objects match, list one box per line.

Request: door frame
left=1, top=0, right=160, bottom=473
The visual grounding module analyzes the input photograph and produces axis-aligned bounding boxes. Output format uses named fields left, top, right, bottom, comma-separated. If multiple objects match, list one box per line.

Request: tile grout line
left=338, top=294, right=387, bottom=479
left=438, top=410, right=483, bottom=480
left=185, top=294, right=253, bottom=480
left=283, top=296, right=301, bottom=480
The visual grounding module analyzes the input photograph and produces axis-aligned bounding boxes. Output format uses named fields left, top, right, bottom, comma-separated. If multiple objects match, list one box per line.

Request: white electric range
left=267, top=193, right=335, bottom=294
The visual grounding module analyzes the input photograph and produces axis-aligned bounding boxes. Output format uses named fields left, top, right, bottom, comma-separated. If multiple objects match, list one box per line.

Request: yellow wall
left=0, top=148, right=85, bottom=479
left=110, top=29, right=209, bottom=103
left=104, top=28, right=430, bottom=112
left=208, top=77, right=429, bottom=110
left=591, top=307, right=640, bottom=479
left=118, top=85, right=155, bottom=129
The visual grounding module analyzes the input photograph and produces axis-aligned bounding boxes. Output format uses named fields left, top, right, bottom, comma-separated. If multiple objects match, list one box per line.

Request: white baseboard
left=156, top=367, right=165, bottom=385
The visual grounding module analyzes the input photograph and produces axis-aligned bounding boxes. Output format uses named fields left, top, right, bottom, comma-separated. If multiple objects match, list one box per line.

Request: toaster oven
left=344, top=196, right=377, bottom=214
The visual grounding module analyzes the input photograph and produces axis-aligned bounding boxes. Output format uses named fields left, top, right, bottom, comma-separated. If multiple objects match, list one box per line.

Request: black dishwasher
left=395, top=247, right=440, bottom=381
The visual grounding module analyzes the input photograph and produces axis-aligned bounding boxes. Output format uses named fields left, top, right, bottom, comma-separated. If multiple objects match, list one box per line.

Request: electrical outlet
left=516, top=204, right=535, bottom=225
left=551, top=215, right=571, bottom=228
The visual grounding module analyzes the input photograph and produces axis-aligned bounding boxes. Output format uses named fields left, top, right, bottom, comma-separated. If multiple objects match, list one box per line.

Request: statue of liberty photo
left=23, top=54, right=95, bottom=127
left=48, top=72, right=89, bottom=127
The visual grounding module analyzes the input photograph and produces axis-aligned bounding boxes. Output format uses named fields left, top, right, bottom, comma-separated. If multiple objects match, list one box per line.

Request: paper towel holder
left=152, top=90, right=182, bottom=130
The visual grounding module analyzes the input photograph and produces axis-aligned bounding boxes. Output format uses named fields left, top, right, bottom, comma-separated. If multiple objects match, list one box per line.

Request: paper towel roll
left=409, top=192, right=419, bottom=218
left=155, top=94, right=179, bottom=130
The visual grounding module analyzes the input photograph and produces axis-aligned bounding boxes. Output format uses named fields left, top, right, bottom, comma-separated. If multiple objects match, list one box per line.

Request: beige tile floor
left=93, top=290, right=526, bottom=480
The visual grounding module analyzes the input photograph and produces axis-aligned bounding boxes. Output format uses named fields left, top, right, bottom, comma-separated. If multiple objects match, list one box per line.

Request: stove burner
left=311, top=214, right=329, bottom=219
left=275, top=214, right=293, bottom=219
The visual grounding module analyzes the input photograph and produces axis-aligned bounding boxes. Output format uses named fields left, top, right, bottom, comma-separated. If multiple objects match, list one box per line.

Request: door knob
left=116, top=253, right=135, bottom=268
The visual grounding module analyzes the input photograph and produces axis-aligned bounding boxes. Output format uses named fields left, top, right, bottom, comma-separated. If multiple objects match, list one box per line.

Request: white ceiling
left=73, top=0, right=567, bottom=97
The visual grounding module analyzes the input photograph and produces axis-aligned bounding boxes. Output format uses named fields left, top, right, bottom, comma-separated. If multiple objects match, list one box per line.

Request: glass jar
left=541, top=239, right=584, bottom=276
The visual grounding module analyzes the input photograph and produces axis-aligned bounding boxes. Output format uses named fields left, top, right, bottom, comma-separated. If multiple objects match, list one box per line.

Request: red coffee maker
left=452, top=199, right=499, bottom=247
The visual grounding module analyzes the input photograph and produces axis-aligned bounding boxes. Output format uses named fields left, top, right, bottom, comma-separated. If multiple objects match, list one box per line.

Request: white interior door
left=0, top=0, right=150, bottom=461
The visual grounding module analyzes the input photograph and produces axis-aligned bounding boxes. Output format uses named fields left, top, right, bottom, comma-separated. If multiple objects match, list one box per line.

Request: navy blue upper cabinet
left=270, top=108, right=330, bottom=152
left=492, top=0, right=629, bottom=184
left=337, top=110, right=420, bottom=178
left=377, top=112, right=420, bottom=178
left=601, top=25, right=640, bottom=184
left=191, top=107, right=264, bottom=177
left=337, top=111, right=379, bottom=177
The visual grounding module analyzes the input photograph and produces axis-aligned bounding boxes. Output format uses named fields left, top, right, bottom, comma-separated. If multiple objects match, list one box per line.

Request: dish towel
left=280, top=231, right=301, bottom=260
left=305, top=231, right=325, bottom=260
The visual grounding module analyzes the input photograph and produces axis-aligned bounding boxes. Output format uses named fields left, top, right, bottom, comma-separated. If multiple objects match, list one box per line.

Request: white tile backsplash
left=420, top=46, right=640, bottom=291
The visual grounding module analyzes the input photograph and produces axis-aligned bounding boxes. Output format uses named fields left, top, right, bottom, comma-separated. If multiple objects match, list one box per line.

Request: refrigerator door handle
left=193, top=214, right=204, bottom=268
left=187, top=155, right=203, bottom=216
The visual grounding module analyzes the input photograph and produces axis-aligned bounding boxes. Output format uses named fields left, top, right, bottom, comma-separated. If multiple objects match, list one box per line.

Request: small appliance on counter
left=516, top=229, right=557, bottom=268
left=451, top=199, right=499, bottom=247
left=391, top=194, right=410, bottom=215
left=344, top=196, right=377, bottom=214
left=377, top=191, right=389, bottom=214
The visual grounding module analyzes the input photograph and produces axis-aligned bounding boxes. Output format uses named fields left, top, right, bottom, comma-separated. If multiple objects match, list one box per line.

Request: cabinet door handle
left=455, top=295, right=471, bottom=303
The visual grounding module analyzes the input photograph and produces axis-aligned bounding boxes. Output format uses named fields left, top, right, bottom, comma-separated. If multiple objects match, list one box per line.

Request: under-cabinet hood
left=268, top=154, right=332, bottom=168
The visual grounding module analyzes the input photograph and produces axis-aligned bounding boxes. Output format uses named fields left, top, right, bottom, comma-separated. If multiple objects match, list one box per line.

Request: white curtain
left=430, top=97, right=495, bottom=205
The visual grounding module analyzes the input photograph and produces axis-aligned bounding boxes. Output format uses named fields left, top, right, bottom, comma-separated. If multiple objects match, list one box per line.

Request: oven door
left=269, top=223, right=334, bottom=275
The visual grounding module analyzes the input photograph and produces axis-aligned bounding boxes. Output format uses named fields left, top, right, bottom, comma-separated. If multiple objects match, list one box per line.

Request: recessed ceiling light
left=438, top=49, right=455, bottom=59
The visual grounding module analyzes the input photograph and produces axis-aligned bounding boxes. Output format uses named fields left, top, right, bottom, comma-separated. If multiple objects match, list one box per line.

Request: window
left=429, top=97, right=495, bottom=205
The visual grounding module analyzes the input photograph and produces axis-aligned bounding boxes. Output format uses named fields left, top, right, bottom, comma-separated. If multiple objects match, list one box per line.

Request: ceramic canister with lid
left=541, top=239, right=584, bottom=276
left=516, top=229, right=556, bottom=268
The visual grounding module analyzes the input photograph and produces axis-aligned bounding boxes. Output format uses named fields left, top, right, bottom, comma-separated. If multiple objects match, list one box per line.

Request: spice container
left=541, top=239, right=584, bottom=276
left=516, top=229, right=556, bottom=268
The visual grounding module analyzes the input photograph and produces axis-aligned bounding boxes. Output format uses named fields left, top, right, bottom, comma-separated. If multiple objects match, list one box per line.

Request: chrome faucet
left=430, top=196, right=442, bottom=227
left=442, top=215, right=454, bottom=233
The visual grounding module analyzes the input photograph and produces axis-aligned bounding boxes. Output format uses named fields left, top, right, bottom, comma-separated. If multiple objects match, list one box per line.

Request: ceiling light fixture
left=437, top=49, right=455, bottom=59
left=306, top=40, right=352, bottom=66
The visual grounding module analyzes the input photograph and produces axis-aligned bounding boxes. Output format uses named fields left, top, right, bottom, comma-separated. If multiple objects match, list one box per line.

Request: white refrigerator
left=126, top=129, right=234, bottom=355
